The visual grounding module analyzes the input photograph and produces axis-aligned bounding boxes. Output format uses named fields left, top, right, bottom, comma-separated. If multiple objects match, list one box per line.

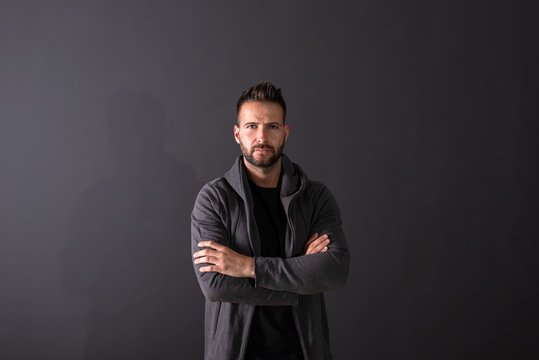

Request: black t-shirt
left=245, top=177, right=304, bottom=360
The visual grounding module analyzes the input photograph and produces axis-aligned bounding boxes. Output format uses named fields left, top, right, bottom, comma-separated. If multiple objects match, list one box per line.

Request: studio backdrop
left=0, top=1, right=536, bottom=359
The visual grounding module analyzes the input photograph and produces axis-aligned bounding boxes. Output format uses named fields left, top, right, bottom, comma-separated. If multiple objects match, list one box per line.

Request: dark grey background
left=1, top=1, right=537, bottom=359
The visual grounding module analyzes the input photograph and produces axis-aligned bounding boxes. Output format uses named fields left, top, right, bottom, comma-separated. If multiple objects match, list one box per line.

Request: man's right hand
left=303, top=232, right=330, bottom=255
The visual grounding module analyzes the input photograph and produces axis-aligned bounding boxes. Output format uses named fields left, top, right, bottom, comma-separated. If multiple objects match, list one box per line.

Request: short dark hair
left=236, top=81, right=287, bottom=123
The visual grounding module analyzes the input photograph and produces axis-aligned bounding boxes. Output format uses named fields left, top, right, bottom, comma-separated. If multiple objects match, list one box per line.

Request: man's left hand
left=194, top=241, right=255, bottom=278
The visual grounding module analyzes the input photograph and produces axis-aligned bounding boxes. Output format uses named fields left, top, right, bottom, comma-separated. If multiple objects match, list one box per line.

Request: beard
left=240, top=140, right=285, bottom=169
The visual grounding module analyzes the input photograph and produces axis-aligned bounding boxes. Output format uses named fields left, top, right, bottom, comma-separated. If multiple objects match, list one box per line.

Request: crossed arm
left=191, top=183, right=349, bottom=304
left=193, top=232, right=331, bottom=278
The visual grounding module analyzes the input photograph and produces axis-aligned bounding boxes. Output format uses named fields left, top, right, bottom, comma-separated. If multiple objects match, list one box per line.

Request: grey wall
left=1, top=1, right=537, bottom=359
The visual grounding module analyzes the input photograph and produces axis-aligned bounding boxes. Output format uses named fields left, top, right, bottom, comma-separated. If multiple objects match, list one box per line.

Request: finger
left=193, top=249, right=217, bottom=258
left=198, top=241, right=224, bottom=250
left=303, top=233, right=320, bottom=254
left=306, top=235, right=328, bottom=252
left=193, top=255, right=217, bottom=264
left=199, top=265, right=216, bottom=273
left=312, top=240, right=329, bottom=253
left=309, top=236, right=330, bottom=254
left=305, top=233, right=319, bottom=247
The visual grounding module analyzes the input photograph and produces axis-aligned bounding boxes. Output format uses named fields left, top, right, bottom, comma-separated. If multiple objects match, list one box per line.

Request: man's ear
left=284, top=124, right=290, bottom=142
left=234, top=125, right=240, bottom=144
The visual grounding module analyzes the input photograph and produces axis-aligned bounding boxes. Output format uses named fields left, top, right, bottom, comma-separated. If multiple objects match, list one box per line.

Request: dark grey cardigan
left=191, top=154, right=349, bottom=360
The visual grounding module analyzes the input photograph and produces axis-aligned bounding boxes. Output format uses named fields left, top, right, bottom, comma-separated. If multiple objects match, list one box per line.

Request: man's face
left=234, top=101, right=289, bottom=169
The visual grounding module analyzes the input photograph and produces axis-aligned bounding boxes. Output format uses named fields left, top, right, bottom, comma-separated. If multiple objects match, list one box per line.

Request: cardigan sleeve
left=253, top=182, right=349, bottom=295
left=191, top=184, right=298, bottom=305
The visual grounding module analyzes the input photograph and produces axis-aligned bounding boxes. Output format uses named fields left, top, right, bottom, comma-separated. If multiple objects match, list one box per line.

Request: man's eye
left=246, top=125, right=256, bottom=129
left=269, top=125, right=278, bottom=129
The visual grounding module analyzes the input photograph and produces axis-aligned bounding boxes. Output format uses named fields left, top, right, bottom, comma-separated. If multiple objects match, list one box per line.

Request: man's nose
left=256, top=127, right=267, bottom=142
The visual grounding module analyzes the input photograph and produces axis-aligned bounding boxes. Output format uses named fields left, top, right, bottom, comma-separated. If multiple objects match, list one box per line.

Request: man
left=191, top=82, right=349, bottom=360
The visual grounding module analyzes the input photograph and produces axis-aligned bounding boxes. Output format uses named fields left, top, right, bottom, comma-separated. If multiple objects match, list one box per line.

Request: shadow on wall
left=60, top=91, right=203, bottom=359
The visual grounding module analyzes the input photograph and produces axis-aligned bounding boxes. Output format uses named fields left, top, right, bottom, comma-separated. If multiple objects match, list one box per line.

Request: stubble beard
left=240, top=141, right=285, bottom=169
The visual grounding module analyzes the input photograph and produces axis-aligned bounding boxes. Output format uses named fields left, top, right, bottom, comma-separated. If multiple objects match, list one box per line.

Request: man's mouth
left=254, top=147, right=272, bottom=153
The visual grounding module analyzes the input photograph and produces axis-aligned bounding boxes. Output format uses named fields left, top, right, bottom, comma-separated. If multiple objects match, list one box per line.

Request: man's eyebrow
left=242, top=121, right=282, bottom=127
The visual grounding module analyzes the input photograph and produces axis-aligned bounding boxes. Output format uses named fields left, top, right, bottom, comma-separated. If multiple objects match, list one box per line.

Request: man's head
left=234, top=82, right=290, bottom=169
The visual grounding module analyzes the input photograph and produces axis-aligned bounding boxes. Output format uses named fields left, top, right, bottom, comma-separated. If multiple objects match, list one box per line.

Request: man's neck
left=244, top=157, right=282, bottom=188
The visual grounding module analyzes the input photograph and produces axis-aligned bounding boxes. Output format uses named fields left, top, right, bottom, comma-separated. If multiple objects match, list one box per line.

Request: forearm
left=254, top=184, right=350, bottom=295
left=192, top=207, right=297, bottom=305
left=195, top=267, right=298, bottom=305
left=254, top=239, right=349, bottom=295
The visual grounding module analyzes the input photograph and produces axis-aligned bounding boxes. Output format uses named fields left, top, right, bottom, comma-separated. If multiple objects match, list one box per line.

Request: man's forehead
left=238, top=102, right=284, bottom=124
